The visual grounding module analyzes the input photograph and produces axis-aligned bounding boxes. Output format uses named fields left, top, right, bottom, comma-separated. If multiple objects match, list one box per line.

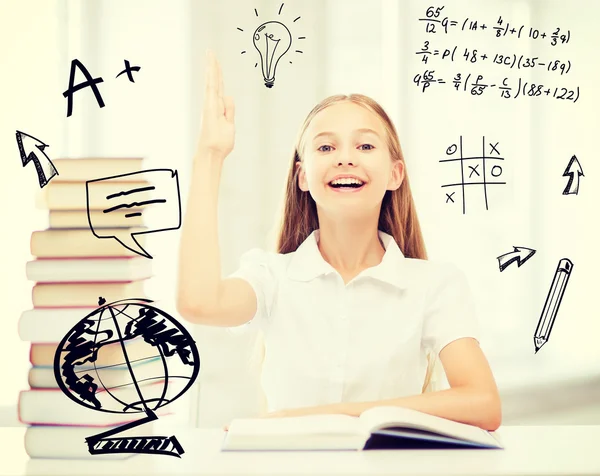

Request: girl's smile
left=328, top=174, right=368, bottom=193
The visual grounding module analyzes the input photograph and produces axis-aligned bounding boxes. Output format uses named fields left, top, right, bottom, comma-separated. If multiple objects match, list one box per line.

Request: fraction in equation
left=440, top=136, right=506, bottom=214
left=413, top=70, right=580, bottom=103
left=418, top=5, right=571, bottom=47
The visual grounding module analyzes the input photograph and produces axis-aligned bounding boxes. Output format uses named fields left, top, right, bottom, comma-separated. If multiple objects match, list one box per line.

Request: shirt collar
left=286, top=229, right=409, bottom=289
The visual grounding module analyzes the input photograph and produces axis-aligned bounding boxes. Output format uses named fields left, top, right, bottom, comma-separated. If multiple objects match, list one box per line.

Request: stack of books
left=17, top=158, right=162, bottom=459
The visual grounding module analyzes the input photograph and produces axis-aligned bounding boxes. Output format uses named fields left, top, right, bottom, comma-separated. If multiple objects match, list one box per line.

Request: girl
left=177, top=49, right=501, bottom=432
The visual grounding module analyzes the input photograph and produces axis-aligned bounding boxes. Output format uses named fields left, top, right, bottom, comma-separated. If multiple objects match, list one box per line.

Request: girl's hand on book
left=196, top=49, right=235, bottom=161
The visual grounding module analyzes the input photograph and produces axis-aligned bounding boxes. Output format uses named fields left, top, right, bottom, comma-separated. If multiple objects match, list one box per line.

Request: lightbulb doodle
left=237, top=3, right=306, bottom=88
left=53, top=297, right=200, bottom=457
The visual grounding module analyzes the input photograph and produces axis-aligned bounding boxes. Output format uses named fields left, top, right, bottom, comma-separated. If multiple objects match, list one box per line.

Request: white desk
left=1, top=426, right=599, bottom=475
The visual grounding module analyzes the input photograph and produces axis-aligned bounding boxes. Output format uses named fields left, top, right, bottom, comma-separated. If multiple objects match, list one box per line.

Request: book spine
left=19, top=161, right=156, bottom=440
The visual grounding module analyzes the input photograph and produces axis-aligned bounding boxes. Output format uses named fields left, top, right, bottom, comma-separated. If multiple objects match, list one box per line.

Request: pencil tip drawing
left=53, top=297, right=200, bottom=457
left=533, top=258, right=573, bottom=353
left=562, top=155, right=583, bottom=195
left=497, top=246, right=536, bottom=272
left=15, top=130, right=59, bottom=188
left=86, top=169, right=182, bottom=259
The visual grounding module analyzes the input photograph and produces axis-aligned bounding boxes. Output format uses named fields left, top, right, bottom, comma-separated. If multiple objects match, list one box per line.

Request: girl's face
left=296, top=101, right=404, bottom=218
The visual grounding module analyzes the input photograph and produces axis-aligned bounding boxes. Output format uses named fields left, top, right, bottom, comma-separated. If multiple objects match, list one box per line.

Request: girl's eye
left=318, top=144, right=374, bottom=152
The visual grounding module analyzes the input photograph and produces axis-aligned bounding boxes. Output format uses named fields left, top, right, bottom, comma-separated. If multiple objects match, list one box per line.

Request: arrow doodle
left=562, top=155, right=584, bottom=195
left=497, top=246, right=536, bottom=272
left=15, top=130, right=59, bottom=188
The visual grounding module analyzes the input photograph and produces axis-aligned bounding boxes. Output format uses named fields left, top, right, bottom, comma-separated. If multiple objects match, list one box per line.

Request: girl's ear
left=296, top=161, right=308, bottom=191
left=388, top=160, right=404, bottom=191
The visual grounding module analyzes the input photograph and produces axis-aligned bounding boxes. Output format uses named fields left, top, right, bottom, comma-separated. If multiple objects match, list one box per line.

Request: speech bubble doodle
left=86, top=169, right=181, bottom=259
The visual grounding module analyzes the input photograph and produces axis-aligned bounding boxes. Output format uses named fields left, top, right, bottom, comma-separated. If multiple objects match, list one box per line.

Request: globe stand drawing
left=53, top=297, right=200, bottom=458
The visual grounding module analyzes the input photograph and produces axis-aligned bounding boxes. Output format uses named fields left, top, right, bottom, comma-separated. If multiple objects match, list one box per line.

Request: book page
left=358, top=406, right=499, bottom=447
left=228, top=414, right=363, bottom=437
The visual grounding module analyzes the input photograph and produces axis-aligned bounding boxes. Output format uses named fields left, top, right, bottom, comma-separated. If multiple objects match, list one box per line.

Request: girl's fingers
left=204, top=50, right=219, bottom=112
left=209, top=51, right=220, bottom=94
left=224, top=96, right=235, bottom=123
left=216, top=54, right=223, bottom=99
left=205, top=50, right=213, bottom=94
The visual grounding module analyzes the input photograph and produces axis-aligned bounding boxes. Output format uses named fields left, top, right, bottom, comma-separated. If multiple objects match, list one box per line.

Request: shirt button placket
left=329, top=278, right=344, bottom=402
left=337, top=283, right=350, bottom=400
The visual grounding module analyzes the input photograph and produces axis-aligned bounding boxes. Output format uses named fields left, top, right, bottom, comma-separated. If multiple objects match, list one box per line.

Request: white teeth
left=330, top=178, right=364, bottom=186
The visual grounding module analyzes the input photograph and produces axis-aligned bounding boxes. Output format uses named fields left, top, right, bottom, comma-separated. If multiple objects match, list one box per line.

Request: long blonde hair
left=272, top=93, right=427, bottom=259
left=252, top=95, right=434, bottom=411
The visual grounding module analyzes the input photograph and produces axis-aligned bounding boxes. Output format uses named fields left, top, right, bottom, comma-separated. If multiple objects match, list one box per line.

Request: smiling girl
left=177, top=49, right=501, bottom=431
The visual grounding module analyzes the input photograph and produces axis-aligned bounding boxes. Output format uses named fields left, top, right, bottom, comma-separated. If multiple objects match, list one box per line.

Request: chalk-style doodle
left=63, top=59, right=141, bottom=117
left=562, top=155, right=584, bottom=195
left=419, top=5, right=571, bottom=46
left=497, top=246, right=536, bottom=272
left=15, top=130, right=59, bottom=188
left=413, top=6, right=579, bottom=103
left=440, top=136, right=506, bottom=214
left=237, top=3, right=306, bottom=88
left=86, top=169, right=182, bottom=259
left=533, top=258, right=573, bottom=353
left=53, top=297, right=200, bottom=457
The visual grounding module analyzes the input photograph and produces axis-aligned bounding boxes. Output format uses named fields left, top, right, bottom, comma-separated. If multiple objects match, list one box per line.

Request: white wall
left=0, top=0, right=64, bottom=407
left=1, top=0, right=599, bottom=427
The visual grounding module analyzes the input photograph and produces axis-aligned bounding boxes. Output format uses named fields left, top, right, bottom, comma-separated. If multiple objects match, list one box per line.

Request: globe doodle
left=53, top=297, right=200, bottom=457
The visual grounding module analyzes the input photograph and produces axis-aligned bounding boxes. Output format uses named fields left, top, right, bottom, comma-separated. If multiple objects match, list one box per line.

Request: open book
left=222, top=406, right=503, bottom=451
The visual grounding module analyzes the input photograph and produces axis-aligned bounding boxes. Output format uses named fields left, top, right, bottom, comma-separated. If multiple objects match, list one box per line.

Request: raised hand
left=196, top=49, right=235, bottom=160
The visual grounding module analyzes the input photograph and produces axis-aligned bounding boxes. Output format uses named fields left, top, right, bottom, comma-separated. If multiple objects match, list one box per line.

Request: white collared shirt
left=227, top=229, right=480, bottom=412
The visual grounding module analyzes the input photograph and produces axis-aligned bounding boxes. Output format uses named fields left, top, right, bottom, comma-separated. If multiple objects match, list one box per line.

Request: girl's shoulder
left=402, top=257, right=469, bottom=286
left=403, top=256, right=459, bottom=272
left=237, top=247, right=293, bottom=273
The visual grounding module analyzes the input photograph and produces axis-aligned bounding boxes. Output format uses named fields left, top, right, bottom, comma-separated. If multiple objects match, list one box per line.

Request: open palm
left=197, top=49, right=235, bottom=159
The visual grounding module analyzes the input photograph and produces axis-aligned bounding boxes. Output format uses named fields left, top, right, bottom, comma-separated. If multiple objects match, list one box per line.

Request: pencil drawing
left=533, top=258, right=573, bottom=353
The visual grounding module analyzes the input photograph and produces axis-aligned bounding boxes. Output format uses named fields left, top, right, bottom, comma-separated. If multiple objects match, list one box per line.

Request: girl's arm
left=176, top=50, right=258, bottom=327
left=262, top=338, right=502, bottom=431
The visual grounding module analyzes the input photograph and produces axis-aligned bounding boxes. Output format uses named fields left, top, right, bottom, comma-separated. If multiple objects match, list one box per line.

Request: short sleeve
left=225, top=248, right=276, bottom=333
left=421, top=263, right=480, bottom=356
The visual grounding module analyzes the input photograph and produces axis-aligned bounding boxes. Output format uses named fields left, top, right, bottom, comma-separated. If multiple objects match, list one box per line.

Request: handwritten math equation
left=415, top=6, right=579, bottom=104
left=417, top=41, right=572, bottom=76
left=419, top=5, right=571, bottom=46
left=413, top=70, right=580, bottom=103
